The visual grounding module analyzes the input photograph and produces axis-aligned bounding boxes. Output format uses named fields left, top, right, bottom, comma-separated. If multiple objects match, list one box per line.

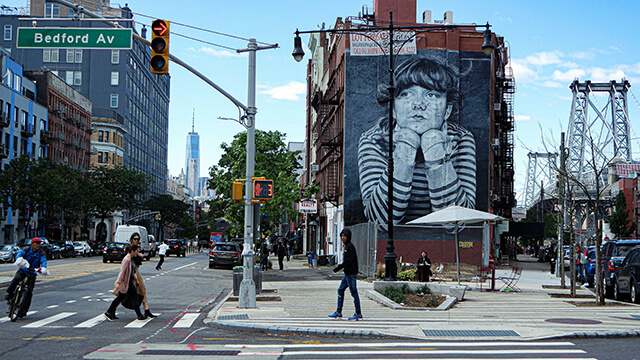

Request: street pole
left=558, top=133, right=566, bottom=287
left=384, top=11, right=397, bottom=281
left=238, top=39, right=258, bottom=309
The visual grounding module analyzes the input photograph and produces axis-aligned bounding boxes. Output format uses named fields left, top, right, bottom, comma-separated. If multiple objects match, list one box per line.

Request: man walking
left=329, top=228, right=362, bottom=320
left=156, top=240, right=169, bottom=270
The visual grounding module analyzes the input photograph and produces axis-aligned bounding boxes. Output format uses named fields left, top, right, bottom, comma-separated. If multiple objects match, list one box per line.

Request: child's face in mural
left=393, top=85, right=452, bottom=135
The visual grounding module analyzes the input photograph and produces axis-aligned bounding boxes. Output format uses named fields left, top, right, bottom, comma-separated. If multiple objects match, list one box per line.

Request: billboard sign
left=298, top=199, right=317, bottom=214
left=350, top=31, right=416, bottom=56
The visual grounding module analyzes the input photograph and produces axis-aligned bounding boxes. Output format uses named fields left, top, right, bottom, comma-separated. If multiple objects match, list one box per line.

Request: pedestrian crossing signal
left=253, top=179, right=273, bottom=200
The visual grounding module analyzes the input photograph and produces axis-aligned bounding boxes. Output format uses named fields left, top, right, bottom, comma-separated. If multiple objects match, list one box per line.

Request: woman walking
left=104, top=245, right=145, bottom=321
left=128, top=233, right=157, bottom=318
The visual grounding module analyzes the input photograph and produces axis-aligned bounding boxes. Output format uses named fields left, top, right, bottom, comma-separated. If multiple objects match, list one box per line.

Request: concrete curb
left=209, top=320, right=389, bottom=338
left=549, top=330, right=640, bottom=340
left=365, top=289, right=457, bottom=310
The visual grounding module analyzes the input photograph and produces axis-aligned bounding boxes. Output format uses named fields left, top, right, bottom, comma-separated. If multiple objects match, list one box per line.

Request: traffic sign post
left=17, top=28, right=132, bottom=49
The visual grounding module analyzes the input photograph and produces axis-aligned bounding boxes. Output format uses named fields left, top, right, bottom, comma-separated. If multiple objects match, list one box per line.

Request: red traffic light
left=253, top=179, right=274, bottom=200
left=152, top=19, right=168, bottom=36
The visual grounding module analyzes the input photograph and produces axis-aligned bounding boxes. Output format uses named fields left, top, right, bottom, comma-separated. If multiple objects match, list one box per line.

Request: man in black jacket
left=329, top=228, right=362, bottom=320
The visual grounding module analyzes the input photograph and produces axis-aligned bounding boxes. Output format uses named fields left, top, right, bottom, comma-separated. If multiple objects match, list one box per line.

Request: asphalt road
left=1, top=253, right=639, bottom=359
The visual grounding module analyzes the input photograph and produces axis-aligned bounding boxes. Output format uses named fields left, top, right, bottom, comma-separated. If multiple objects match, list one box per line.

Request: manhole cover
left=545, top=318, right=602, bottom=324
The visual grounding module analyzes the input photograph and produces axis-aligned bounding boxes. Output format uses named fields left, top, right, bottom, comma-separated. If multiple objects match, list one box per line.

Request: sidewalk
left=206, top=254, right=640, bottom=340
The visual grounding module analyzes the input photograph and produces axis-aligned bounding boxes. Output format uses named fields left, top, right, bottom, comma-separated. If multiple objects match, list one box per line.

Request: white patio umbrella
left=407, top=205, right=504, bottom=285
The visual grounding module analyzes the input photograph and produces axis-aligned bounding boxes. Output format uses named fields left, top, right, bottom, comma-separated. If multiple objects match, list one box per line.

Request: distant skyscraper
left=185, top=110, right=200, bottom=197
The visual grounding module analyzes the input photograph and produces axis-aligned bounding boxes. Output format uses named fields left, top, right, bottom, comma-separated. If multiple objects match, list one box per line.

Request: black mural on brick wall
left=343, top=50, right=491, bottom=232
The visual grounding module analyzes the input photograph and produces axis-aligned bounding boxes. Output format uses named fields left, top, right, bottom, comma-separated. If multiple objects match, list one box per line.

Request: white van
left=113, top=225, right=151, bottom=260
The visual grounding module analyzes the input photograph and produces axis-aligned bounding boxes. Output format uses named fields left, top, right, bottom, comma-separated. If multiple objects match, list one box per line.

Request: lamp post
left=293, top=12, right=494, bottom=281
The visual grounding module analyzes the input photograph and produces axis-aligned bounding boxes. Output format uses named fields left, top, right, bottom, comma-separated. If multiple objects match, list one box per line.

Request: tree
left=610, top=191, right=636, bottom=238
left=91, top=166, right=151, bottom=222
left=207, top=130, right=302, bottom=237
left=144, top=194, right=191, bottom=241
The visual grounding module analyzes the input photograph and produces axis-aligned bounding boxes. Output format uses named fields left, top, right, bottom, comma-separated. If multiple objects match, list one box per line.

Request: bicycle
left=6, top=267, right=48, bottom=322
left=7, top=276, right=27, bottom=322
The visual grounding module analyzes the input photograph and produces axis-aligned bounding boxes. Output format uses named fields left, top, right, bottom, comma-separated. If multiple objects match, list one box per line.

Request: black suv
left=601, top=239, right=640, bottom=298
left=166, top=239, right=186, bottom=257
left=613, top=246, right=640, bottom=302
left=53, top=240, right=76, bottom=258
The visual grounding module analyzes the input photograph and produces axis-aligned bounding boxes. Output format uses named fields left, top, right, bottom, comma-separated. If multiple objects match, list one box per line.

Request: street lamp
left=293, top=12, right=494, bottom=281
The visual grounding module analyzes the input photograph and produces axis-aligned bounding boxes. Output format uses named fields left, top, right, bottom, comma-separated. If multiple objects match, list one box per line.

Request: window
left=75, top=49, right=82, bottom=63
left=13, top=74, right=20, bottom=92
left=111, top=50, right=119, bottom=64
left=110, top=94, right=118, bottom=108
left=66, top=49, right=82, bottom=63
left=43, top=49, right=50, bottom=62
left=4, top=69, right=11, bottom=87
left=67, top=49, right=74, bottom=63
left=105, top=131, right=110, bottom=142
left=51, top=49, right=59, bottom=62
left=65, top=71, right=73, bottom=85
left=98, top=131, right=104, bottom=142
left=111, top=71, right=119, bottom=86
left=73, top=71, right=82, bottom=85
left=4, top=25, right=11, bottom=41
left=44, top=3, right=60, bottom=18
left=98, top=152, right=103, bottom=163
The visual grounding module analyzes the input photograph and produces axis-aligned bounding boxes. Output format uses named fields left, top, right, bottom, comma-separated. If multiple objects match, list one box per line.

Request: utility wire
left=72, top=0, right=275, bottom=47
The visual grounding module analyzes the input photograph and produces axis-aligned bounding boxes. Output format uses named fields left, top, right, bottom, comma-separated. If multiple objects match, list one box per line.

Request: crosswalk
left=0, top=310, right=199, bottom=329
left=85, top=341, right=599, bottom=359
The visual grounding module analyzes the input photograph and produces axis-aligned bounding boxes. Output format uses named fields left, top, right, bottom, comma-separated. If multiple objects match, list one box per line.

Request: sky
left=7, top=0, right=640, bottom=205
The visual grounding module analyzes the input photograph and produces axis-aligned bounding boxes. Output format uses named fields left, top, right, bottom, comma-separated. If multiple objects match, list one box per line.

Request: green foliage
left=415, top=284, right=431, bottom=295
left=610, top=191, right=637, bottom=238
left=381, top=286, right=406, bottom=304
left=303, top=183, right=320, bottom=197
left=206, top=130, right=303, bottom=236
left=424, top=298, right=440, bottom=307
left=397, top=269, right=416, bottom=281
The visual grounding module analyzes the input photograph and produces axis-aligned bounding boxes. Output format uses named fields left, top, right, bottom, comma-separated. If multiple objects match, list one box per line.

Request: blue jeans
left=576, top=264, right=587, bottom=283
left=336, top=274, right=361, bottom=314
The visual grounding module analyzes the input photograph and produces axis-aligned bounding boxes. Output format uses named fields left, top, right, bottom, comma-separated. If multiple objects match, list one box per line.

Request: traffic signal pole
left=51, top=0, right=277, bottom=309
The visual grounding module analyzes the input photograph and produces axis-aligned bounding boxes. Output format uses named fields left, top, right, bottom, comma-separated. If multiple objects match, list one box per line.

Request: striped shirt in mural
left=358, top=121, right=476, bottom=231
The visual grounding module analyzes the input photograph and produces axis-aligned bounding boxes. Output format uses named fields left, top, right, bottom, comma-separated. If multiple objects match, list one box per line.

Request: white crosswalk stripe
left=22, top=312, right=76, bottom=328
left=5, top=310, right=198, bottom=329
left=173, top=312, right=199, bottom=328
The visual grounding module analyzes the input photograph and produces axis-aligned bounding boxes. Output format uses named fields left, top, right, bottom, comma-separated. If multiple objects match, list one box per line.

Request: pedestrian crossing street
left=0, top=310, right=201, bottom=329
left=85, top=341, right=599, bottom=359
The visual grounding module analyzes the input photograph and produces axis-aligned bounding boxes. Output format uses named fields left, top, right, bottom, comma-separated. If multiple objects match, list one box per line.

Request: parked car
left=74, top=241, right=92, bottom=257
left=209, top=242, right=242, bottom=268
left=50, top=243, right=63, bottom=259
left=17, top=237, right=53, bottom=260
left=601, top=240, right=640, bottom=298
left=166, top=239, right=186, bottom=257
left=613, top=246, right=640, bottom=303
left=0, top=244, right=20, bottom=263
left=53, top=240, right=76, bottom=258
left=584, top=246, right=596, bottom=287
left=102, top=242, right=127, bottom=263
left=562, top=246, right=571, bottom=271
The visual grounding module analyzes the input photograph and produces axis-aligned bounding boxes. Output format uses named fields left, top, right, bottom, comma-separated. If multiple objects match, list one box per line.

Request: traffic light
left=155, top=213, right=161, bottom=221
left=232, top=181, right=243, bottom=201
left=253, top=179, right=274, bottom=200
left=150, top=19, right=169, bottom=74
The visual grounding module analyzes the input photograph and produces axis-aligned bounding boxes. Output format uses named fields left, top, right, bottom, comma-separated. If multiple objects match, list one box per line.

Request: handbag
left=121, top=280, right=143, bottom=310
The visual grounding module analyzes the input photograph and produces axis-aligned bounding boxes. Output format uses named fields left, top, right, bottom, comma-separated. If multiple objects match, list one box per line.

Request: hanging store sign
left=350, top=31, right=416, bottom=56
left=298, top=199, right=317, bottom=214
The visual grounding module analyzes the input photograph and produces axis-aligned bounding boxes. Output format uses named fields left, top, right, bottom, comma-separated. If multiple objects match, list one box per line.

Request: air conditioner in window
left=312, top=133, right=318, bottom=140
left=311, top=164, right=319, bottom=172
left=494, top=103, right=501, bottom=111
left=491, top=139, right=500, bottom=148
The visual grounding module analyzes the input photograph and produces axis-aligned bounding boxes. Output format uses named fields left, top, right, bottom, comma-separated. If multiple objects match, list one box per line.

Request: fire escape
left=493, top=47, right=516, bottom=217
left=312, top=55, right=344, bottom=205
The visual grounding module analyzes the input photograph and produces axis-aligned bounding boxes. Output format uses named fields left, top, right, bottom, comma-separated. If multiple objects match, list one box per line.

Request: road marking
left=124, top=313, right=162, bottom=328
left=74, top=314, right=107, bottom=328
left=22, top=312, right=76, bottom=328
left=47, top=305, right=59, bottom=309
left=22, top=335, right=86, bottom=341
left=82, top=296, right=91, bottom=299
left=226, top=341, right=579, bottom=348
left=173, top=313, right=200, bottom=328
left=66, top=300, right=77, bottom=303
left=0, top=311, right=37, bottom=323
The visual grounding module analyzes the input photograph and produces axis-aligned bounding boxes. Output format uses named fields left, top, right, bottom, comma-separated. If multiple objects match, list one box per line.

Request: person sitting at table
left=417, top=250, right=432, bottom=282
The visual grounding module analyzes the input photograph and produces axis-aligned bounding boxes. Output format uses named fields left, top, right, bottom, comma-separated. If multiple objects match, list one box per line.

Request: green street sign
left=17, top=28, right=133, bottom=49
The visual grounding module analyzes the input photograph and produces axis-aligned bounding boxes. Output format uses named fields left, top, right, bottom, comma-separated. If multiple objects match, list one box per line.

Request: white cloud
left=189, top=46, right=244, bottom=58
left=510, top=59, right=539, bottom=83
left=524, top=51, right=562, bottom=66
left=571, top=51, right=594, bottom=60
left=551, top=68, right=587, bottom=82
left=515, top=115, right=531, bottom=122
left=260, top=81, right=306, bottom=101
left=589, top=67, right=627, bottom=82
left=541, top=81, right=562, bottom=88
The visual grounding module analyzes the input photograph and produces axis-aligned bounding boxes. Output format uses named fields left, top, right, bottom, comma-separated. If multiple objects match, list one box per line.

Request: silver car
left=0, top=244, right=21, bottom=263
left=74, top=241, right=92, bottom=257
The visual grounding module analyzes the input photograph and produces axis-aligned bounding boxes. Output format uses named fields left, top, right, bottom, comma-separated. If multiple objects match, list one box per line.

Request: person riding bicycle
left=5, top=237, right=48, bottom=318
